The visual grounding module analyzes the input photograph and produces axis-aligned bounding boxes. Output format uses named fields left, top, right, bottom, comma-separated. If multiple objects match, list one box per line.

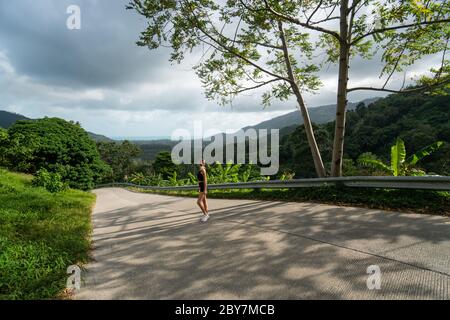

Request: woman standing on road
left=197, top=160, right=209, bottom=222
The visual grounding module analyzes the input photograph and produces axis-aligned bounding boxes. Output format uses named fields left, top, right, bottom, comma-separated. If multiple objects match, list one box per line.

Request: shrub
left=3, top=118, right=111, bottom=190
left=32, top=169, right=68, bottom=193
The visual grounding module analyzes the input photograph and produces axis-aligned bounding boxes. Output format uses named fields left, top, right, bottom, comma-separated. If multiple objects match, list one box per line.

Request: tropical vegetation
left=0, top=118, right=110, bottom=190
left=358, top=139, right=443, bottom=176
left=0, top=169, right=95, bottom=299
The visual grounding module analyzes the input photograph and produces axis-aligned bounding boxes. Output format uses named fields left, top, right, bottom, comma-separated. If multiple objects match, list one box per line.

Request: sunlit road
left=76, top=188, right=450, bottom=300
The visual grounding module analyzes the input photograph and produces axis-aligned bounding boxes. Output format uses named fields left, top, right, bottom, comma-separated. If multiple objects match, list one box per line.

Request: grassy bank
left=0, top=169, right=95, bottom=300
left=131, top=186, right=450, bottom=216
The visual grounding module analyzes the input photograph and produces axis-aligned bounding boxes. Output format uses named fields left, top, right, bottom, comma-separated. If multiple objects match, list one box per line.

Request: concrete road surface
left=76, top=188, right=450, bottom=300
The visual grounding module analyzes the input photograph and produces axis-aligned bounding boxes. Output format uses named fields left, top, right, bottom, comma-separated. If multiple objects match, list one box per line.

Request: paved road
left=76, top=188, right=450, bottom=300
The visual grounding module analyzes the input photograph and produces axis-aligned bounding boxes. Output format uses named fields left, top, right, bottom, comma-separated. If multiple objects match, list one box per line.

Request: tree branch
left=380, top=39, right=411, bottom=89
left=262, top=0, right=341, bottom=41
left=183, top=1, right=290, bottom=82
left=232, top=78, right=283, bottom=94
left=347, top=78, right=450, bottom=93
left=351, top=18, right=450, bottom=45
left=307, top=0, right=324, bottom=25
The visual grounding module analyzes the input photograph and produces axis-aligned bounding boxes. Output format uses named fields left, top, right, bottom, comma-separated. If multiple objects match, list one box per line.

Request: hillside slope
left=0, top=110, right=29, bottom=128
left=281, top=92, right=450, bottom=177
left=243, top=97, right=380, bottom=131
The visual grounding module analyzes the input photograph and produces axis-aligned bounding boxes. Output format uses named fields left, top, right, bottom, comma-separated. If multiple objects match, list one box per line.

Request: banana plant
left=130, top=172, right=146, bottom=185
left=240, top=164, right=252, bottom=183
left=207, top=161, right=242, bottom=183
left=358, top=138, right=443, bottom=176
left=167, top=171, right=189, bottom=187
left=188, top=172, right=197, bottom=185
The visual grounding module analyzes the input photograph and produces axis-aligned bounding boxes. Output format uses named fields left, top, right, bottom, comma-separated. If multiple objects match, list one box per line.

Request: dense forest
left=281, top=91, right=449, bottom=177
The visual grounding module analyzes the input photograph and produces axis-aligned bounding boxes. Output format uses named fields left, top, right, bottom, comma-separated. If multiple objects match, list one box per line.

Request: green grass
left=132, top=186, right=450, bottom=216
left=0, top=169, right=95, bottom=300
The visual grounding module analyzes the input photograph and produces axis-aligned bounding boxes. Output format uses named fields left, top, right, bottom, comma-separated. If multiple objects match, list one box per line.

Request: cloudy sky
left=0, top=0, right=442, bottom=138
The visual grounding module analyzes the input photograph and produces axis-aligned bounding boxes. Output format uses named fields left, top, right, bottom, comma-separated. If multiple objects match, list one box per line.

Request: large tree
left=3, top=118, right=111, bottom=190
left=128, top=0, right=449, bottom=177
left=315, top=0, right=450, bottom=176
left=128, top=0, right=327, bottom=177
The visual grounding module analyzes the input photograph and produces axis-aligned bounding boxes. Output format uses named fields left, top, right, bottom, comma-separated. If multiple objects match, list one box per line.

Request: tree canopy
left=1, top=118, right=110, bottom=190
left=97, top=140, right=142, bottom=182
left=128, top=0, right=449, bottom=177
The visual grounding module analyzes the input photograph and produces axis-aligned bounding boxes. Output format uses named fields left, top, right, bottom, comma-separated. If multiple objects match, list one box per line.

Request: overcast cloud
left=0, top=0, right=442, bottom=137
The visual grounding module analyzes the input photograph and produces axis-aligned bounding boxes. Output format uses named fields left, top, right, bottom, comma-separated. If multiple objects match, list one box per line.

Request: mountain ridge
left=242, top=97, right=380, bottom=132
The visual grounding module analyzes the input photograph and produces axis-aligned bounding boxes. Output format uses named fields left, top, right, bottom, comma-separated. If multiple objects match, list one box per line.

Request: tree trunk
left=278, top=21, right=326, bottom=178
left=293, top=85, right=327, bottom=178
left=331, top=0, right=350, bottom=177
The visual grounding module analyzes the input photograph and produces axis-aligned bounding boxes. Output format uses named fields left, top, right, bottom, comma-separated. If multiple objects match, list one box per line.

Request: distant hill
left=0, top=110, right=113, bottom=142
left=133, top=139, right=178, bottom=161
left=242, top=97, right=380, bottom=132
left=0, top=110, right=29, bottom=128
left=134, top=98, right=381, bottom=161
left=87, top=132, right=114, bottom=142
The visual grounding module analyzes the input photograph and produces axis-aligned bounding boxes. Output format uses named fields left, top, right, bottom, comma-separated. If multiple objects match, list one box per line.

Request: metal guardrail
left=96, top=176, right=450, bottom=191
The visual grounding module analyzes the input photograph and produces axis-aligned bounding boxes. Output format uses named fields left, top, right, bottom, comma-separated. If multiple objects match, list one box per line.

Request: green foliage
left=127, top=0, right=323, bottom=107
left=32, top=169, right=68, bottom=193
left=1, top=118, right=111, bottom=190
left=128, top=162, right=268, bottom=187
left=97, top=140, right=142, bottom=182
left=240, top=164, right=253, bottom=182
left=391, top=138, right=406, bottom=176
left=281, top=92, right=450, bottom=177
left=206, top=162, right=269, bottom=184
left=357, top=152, right=391, bottom=175
left=131, top=172, right=165, bottom=186
left=0, top=169, right=95, bottom=299
left=208, top=162, right=241, bottom=184
left=345, top=92, right=450, bottom=175
left=153, top=151, right=179, bottom=179
left=128, top=0, right=449, bottom=105
left=279, top=169, right=295, bottom=180
left=130, top=172, right=146, bottom=185
left=280, top=123, right=333, bottom=178
left=358, top=138, right=444, bottom=176
left=341, top=159, right=361, bottom=177
left=0, top=127, right=8, bottom=167
left=407, top=141, right=444, bottom=166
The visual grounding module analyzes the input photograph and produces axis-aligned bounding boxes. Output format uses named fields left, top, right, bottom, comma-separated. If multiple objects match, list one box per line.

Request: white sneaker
left=200, top=214, right=210, bottom=223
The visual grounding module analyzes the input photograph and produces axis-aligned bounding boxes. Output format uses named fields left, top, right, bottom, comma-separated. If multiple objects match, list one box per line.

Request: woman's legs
left=197, top=193, right=207, bottom=215
left=202, top=194, right=208, bottom=214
